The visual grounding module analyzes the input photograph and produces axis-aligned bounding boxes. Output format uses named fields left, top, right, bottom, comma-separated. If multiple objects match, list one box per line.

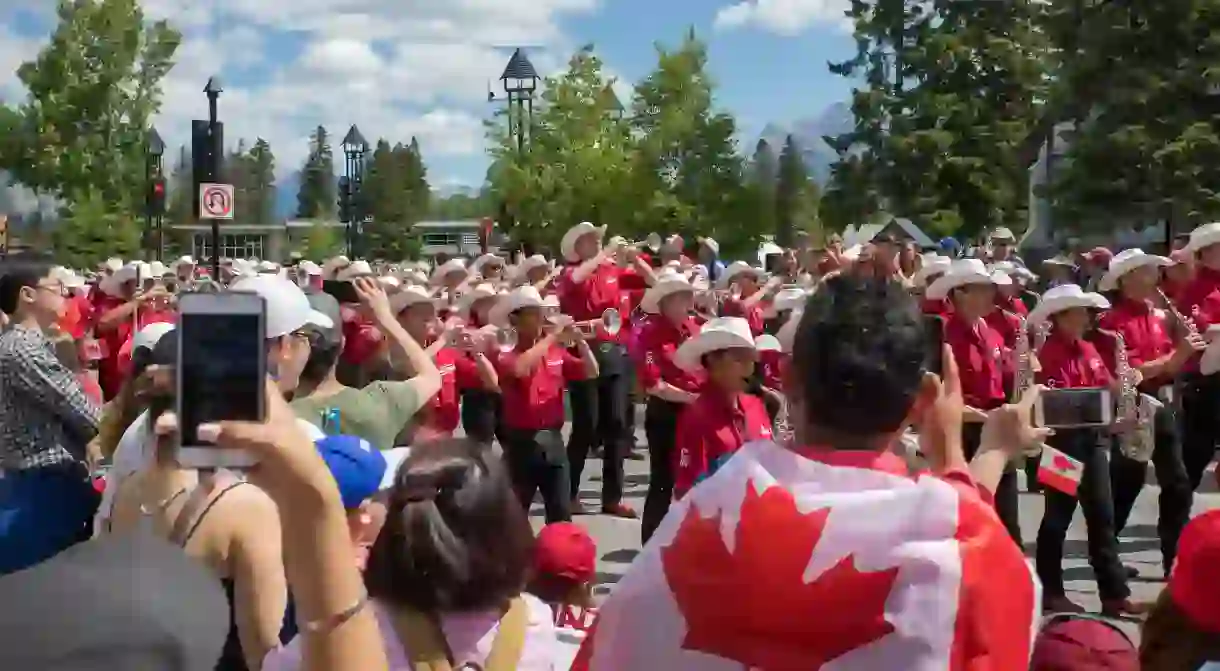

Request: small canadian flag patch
left=1038, top=445, right=1084, bottom=496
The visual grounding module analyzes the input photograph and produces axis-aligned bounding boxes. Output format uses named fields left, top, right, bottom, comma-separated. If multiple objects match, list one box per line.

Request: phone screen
left=1039, top=388, right=1110, bottom=428
left=322, top=280, right=360, bottom=304
left=178, top=310, right=265, bottom=447
left=923, top=314, right=945, bottom=375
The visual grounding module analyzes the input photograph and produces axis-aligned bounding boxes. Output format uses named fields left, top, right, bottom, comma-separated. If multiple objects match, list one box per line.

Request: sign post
left=199, top=183, right=234, bottom=276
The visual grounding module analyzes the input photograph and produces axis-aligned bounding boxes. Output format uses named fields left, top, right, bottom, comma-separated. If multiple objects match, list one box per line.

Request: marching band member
left=515, top=254, right=553, bottom=292
left=455, top=284, right=507, bottom=444
left=1042, top=256, right=1079, bottom=288
left=1096, top=249, right=1201, bottom=578
left=1029, top=284, right=1146, bottom=616
left=471, top=252, right=505, bottom=283
left=635, top=271, right=701, bottom=542
left=926, top=258, right=1023, bottom=543
left=557, top=222, right=637, bottom=519
left=429, top=257, right=470, bottom=320
left=1173, top=221, right=1220, bottom=491
left=990, top=261, right=1033, bottom=316
left=719, top=261, right=775, bottom=337
left=761, top=287, right=806, bottom=341
left=671, top=317, right=772, bottom=500
left=1161, top=249, right=1194, bottom=303
left=911, top=254, right=951, bottom=315
left=491, top=286, right=599, bottom=523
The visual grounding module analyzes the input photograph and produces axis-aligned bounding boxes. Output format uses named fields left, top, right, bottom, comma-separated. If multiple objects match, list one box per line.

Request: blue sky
left=0, top=0, right=859, bottom=197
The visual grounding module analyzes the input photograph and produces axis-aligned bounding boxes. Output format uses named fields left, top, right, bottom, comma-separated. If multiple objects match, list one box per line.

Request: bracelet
left=299, top=592, right=370, bottom=634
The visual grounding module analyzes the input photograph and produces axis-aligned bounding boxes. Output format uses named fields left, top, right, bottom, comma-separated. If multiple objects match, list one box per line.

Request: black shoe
left=1125, top=565, right=1139, bottom=579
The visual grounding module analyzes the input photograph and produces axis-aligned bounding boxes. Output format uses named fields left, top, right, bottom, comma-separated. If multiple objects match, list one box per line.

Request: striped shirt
left=0, top=324, right=100, bottom=470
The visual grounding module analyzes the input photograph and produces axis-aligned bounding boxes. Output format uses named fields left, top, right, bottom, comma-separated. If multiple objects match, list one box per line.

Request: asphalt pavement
left=526, top=417, right=1220, bottom=643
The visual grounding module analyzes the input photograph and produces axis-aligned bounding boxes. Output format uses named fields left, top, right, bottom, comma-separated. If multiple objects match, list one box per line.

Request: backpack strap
left=391, top=596, right=530, bottom=671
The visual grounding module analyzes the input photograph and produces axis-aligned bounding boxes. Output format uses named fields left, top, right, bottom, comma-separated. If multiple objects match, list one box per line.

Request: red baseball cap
left=535, top=522, right=596, bottom=583
left=1168, top=509, right=1220, bottom=633
left=1030, top=615, right=1137, bottom=671
left=1084, top=247, right=1113, bottom=264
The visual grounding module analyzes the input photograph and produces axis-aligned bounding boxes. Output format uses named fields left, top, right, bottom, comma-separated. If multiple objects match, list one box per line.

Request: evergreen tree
left=296, top=126, right=335, bottom=220
left=748, top=138, right=778, bottom=241
left=246, top=139, right=276, bottom=225
left=775, top=134, right=809, bottom=248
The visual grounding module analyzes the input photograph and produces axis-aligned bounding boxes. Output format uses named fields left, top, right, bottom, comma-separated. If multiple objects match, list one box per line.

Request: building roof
left=845, top=217, right=934, bottom=248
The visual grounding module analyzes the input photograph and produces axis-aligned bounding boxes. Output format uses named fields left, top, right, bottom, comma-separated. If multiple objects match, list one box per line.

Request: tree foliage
left=0, top=0, right=180, bottom=251
left=51, top=189, right=142, bottom=268
left=361, top=137, right=430, bottom=260
left=297, top=125, right=335, bottom=220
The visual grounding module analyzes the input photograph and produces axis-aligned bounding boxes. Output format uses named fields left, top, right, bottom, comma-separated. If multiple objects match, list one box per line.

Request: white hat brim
left=1028, top=294, right=1110, bottom=327
left=561, top=223, right=607, bottom=263
left=641, top=280, right=694, bottom=314
left=674, top=330, right=756, bottom=372
left=489, top=296, right=544, bottom=327
left=1097, top=255, right=1171, bottom=292
left=925, top=271, right=996, bottom=301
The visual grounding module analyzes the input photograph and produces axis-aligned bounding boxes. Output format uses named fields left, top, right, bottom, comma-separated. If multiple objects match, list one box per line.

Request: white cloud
left=714, top=0, right=851, bottom=35
left=0, top=0, right=604, bottom=186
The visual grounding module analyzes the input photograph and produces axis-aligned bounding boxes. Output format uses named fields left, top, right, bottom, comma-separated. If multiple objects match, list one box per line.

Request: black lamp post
left=145, top=127, right=165, bottom=259
left=489, top=48, right=540, bottom=240
left=340, top=125, right=368, bottom=259
left=202, top=76, right=224, bottom=278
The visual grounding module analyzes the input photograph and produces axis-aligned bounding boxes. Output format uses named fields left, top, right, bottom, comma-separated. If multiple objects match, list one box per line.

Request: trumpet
left=548, top=308, right=622, bottom=338
left=614, top=232, right=663, bottom=253
left=446, top=323, right=518, bottom=354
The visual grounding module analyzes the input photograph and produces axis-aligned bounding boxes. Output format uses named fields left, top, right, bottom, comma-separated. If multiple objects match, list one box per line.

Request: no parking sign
left=199, top=183, right=234, bottom=220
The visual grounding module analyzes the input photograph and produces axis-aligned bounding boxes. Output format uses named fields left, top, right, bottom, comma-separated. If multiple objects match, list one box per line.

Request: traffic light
left=337, top=176, right=352, bottom=223
left=148, top=176, right=167, bottom=216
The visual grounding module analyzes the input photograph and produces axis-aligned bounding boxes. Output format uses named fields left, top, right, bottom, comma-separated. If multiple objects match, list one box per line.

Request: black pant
left=642, top=398, right=683, bottom=544
left=1036, top=428, right=1129, bottom=601
left=461, top=389, right=501, bottom=445
left=1180, top=373, right=1220, bottom=492
left=961, top=424, right=1022, bottom=545
left=501, top=427, right=571, bottom=523
left=1110, top=396, right=1192, bottom=572
left=567, top=344, right=628, bottom=505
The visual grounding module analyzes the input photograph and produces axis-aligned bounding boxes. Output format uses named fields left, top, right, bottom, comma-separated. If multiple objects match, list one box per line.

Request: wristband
left=300, top=592, right=370, bottom=634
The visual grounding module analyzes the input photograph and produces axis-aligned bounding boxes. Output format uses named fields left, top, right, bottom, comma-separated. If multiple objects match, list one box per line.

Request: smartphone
left=176, top=292, right=267, bottom=468
left=1034, top=387, right=1113, bottom=429
left=923, top=314, right=945, bottom=376
left=322, top=279, right=360, bottom=304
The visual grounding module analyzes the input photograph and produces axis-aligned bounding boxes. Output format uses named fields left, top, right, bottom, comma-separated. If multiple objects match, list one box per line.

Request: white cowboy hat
left=337, top=260, right=373, bottom=281
left=674, top=317, right=756, bottom=373
left=925, top=259, right=1011, bottom=300
left=1042, top=255, right=1078, bottom=269
left=472, top=253, right=504, bottom=276
left=1027, top=284, right=1111, bottom=328
left=1097, top=249, right=1171, bottom=292
left=560, top=221, right=607, bottom=262
left=299, top=260, right=322, bottom=276
left=1184, top=222, right=1220, bottom=255
left=990, top=227, right=1016, bottom=242
left=512, top=254, right=550, bottom=283
left=173, top=255, right=196, bottom=268
left=489, top=286, right=546, bottom=327
left=147, top=261, right=169, bottom=278
left=755, top=334, right=782, bottom=352
left=1199, top=325, right=1220, bottom=375
left=389, top=286, right=435, bottom=315
left=103, top=257, right=124, bottom=273
left=456, top=283, right=499, bottom=317
left=378, top=275, right=401, bottom=289
left=429, top=258, right=468, bottom=285
left=777, top=309, right=802, bottom=354
left=50, top=266, right=85, bottom=289
left=763, top=287, right=808, bottom=319
left=99, top=262, right=141, bottom=296
left=913, top=256, right=953, bottom=288
left=641, top=272, right=695, bottom=314
left=717, top=261, right=764, bottom=289
left=989, top=261, right=1036, bottom=284
left=698, top=237, right=720, bottom=255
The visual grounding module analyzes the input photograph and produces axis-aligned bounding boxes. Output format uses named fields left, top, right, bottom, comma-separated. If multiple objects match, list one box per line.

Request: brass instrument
left=1012, top=312, right=1036, bottom=400
left=548, top=309, right=622, bottom=338
left=1100, top=329, right=1160, bottom=462
left=617, top=232, right=663, bottom=252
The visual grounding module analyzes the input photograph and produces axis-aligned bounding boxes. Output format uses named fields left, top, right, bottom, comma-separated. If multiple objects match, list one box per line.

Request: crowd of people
left=0, top=219, right=1217, bottom=670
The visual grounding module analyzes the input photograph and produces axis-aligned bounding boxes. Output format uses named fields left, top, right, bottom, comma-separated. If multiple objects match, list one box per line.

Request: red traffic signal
left=148, top=177, right=167, bottom=215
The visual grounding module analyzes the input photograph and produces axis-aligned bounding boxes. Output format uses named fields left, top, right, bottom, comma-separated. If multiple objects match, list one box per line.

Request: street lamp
left=340, top=125, right=368, bottom=258
left=492, top=48, right=540, bottom=154
left=145, top=127, right=165, bottom=259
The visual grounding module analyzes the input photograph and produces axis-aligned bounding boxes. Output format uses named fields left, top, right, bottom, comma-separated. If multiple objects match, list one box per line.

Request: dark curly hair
left=364, top=439, right=535, bottom=613
left=790, top=274, right=926, bottom=436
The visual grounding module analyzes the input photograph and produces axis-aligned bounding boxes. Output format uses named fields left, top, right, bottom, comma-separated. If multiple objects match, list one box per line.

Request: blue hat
left=938, top=237, right=960, bottom=251
left=315, top=435, right=387, bottom=509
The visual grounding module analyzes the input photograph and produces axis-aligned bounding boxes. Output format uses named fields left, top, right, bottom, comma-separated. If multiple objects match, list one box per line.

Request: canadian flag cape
left=573, top=440, right=1041, bottom=670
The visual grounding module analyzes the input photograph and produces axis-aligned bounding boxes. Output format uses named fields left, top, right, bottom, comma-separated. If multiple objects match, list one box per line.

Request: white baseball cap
left=229, top=275, right=334, bottom=338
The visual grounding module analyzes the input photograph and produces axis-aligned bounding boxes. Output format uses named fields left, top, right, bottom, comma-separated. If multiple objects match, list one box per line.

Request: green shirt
left=291, top=381, right=425, bottom=451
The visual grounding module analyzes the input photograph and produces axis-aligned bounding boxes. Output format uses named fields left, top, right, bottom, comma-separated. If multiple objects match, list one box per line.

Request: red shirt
left=59, top=294, right=94, bottom=340
left=495, top=340, right=588, bottom=431
left=722, top=294, right=765, bottom=337
left=758, top=349, right=785, bottom=390
left=635, top=316, right=704, bottom=394
left=673, top=389, right=773, bottom=499
left=1096, top=297, right=1174, bottom=389
left=1037, top=330, right=1112, bottom=389
left=340, top=306, right=383, bottom=366
left=422, top=347, right=481, bottom=435
left=618, top=266, right=648, bottom=314
left=921, top=298, right=951, bottom=317
left=1171, top=265, right=1220, bottom=372
left=945, top=314, right=1007, bottom=410
left=558, top=262, right=621, bottom=339
left=996, top=294, right=1028, bottom=317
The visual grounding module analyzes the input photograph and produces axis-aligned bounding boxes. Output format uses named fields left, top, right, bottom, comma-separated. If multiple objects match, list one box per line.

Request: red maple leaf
left=660, top=481, right=900, bottom=669
left=1052, top=455, right=1077, bottom=472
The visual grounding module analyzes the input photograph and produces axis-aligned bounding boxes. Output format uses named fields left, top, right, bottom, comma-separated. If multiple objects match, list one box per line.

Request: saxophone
left=1012, top=312, right=1035, bottom=400
left=1100, top=329, right=1159, bottom=462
